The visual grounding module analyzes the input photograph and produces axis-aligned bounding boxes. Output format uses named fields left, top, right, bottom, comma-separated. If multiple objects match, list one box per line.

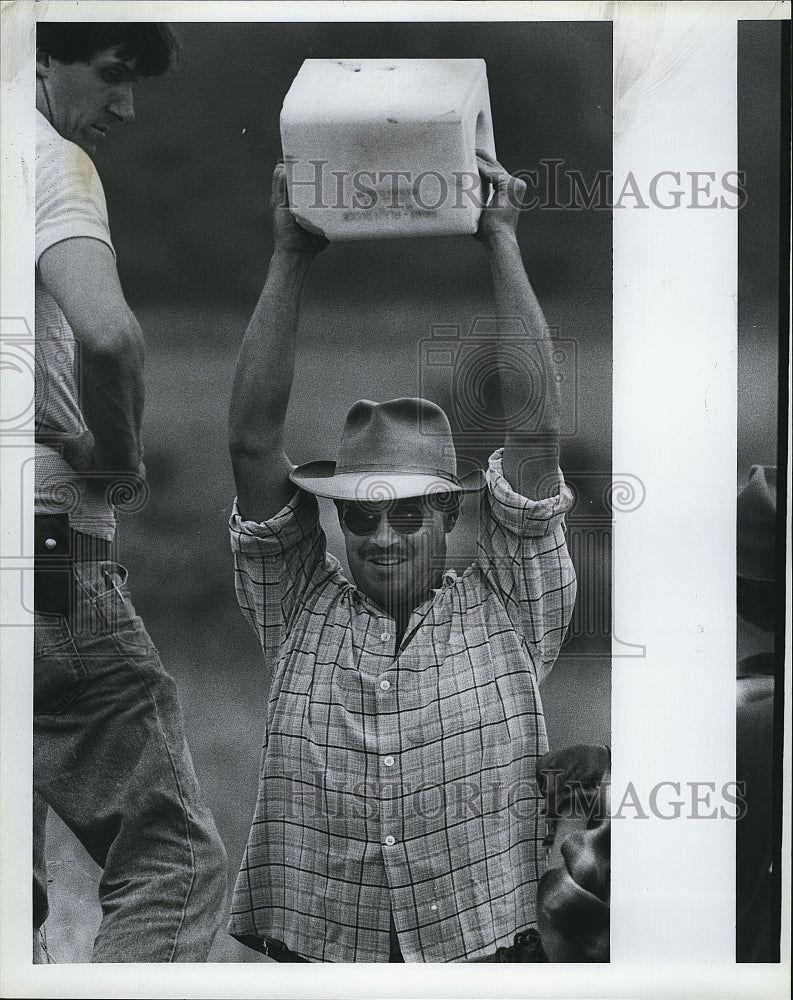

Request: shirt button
left=379, top=679, right=391, bottom=691
left=380, top=631, right=391, bottom=642
left=383, top=755, right=395, bottom=767
left=384, top=835, right=396, bottom=847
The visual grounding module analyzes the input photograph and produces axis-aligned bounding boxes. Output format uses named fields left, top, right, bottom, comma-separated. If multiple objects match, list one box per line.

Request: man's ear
left=36, top=48, right=52, bottom=78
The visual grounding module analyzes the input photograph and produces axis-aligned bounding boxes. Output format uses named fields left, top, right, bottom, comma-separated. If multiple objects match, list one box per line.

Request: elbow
left=228, top=428, right=252, bottom=462
left=228, top=422, right=260, bottom=463
left=88, top=308, right=145, bottom=367
left=227, top=403, right=252, bottom=459
left=533, top=381, right=562, bottom=439
left=228, top=393, right=285, bottom=462
left=228, top=427, right=278, bottom=464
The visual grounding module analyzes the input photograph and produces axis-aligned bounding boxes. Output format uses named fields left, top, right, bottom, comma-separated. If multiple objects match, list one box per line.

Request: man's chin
left=74, top=134, right=97, bottom=155
left=354, top=570, right=403, bottom=611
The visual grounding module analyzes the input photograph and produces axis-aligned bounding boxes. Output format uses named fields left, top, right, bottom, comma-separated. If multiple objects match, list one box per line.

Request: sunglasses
left=340, top=499, right=431, bottom=537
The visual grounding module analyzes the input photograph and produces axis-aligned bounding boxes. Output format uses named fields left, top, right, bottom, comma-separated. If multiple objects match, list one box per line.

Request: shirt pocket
left=34, top=613, right=88, bottom=715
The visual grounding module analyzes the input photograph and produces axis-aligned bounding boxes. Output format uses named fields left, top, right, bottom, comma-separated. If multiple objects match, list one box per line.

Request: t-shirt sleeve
left=229, top=489, right=332, bottom=663
left=36, top=127, right=115, bottom=265
left=477, top=448, right=577, bottom=682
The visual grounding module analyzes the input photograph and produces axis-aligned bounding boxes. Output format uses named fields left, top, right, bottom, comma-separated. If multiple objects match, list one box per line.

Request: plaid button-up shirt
left=228, top=450, right=576, bottom=962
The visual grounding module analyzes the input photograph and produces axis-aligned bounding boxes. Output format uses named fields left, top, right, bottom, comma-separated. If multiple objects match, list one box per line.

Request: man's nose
left=370, top=514, right=399, bottom=548
left=109, top=86, right=134, bottom=124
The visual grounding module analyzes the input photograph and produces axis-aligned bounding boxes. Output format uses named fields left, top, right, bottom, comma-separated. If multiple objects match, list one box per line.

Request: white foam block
left=280, top=59, right=496, bottom=241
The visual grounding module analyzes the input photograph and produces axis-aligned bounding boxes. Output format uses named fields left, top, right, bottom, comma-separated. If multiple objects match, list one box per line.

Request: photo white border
left=1, top=2, right=790, bottom=997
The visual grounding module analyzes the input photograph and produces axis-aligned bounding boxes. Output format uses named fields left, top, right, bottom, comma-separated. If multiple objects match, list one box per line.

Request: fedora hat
left=289, top=397, right=486, bottom=501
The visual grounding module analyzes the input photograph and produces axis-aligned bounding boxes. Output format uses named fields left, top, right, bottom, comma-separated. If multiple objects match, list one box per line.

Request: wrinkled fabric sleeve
left=477, top=448, right=577, bottom=682
left=229, top=490, right=328, bottom=664
left=36, top=117, right=115, bottom=265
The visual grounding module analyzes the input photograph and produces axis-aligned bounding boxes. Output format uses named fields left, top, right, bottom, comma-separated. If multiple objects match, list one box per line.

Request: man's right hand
left=60, top=429, right=97, bottom=474
left=271, top=162, right=329, bottom=257
left=61, top=429, right=147, bottom=492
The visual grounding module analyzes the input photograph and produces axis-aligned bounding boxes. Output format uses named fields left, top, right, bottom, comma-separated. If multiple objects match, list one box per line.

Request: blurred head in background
left=537, top=770, right=611, bottom=962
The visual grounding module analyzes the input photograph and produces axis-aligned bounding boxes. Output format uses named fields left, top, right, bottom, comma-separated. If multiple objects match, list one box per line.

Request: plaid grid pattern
left=228, top=450, right=576, bottom=962
left=35, top=110, right=117, bottom=540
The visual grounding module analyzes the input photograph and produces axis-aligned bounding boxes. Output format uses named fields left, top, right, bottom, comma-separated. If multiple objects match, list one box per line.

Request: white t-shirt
left=35, top=109, right=117, bottom=540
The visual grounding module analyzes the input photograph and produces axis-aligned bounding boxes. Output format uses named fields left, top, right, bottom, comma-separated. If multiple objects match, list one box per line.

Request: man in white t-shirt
left=33, top=23, right=226, bottom=962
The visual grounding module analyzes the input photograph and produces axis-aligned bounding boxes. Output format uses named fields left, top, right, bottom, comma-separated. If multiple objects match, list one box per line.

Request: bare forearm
left=229, top=249, right=313, bottom=453
left=228, top=163, right=328, bottom=520
left=229, top=249, right=316, bottom=519
left=38, top=239, right=147, bottom=477
left=485, top=232, right=561, bottom=498
left=79, top=321, right=145, bottom=474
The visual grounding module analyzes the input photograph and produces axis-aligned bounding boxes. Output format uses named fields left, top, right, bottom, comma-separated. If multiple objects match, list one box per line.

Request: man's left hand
left=474, top=152, right=527, bottom=246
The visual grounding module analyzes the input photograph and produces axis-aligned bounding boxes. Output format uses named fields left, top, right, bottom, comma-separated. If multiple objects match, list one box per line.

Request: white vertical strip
left=0, top=0, right=35, bottom=987
left=611, top=6, right=737, bottom=963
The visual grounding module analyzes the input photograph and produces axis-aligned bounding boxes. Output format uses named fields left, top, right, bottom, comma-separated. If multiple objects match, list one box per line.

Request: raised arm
left=476, top=153, right=561, bottom=500
left=38, top=237, right=146, bottom=479
left=228, top=164, right=327, bottom=523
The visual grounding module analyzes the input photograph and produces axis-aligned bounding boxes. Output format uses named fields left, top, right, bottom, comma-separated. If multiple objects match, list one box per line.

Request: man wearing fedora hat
left=226, top=155, right=577, bottom=962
